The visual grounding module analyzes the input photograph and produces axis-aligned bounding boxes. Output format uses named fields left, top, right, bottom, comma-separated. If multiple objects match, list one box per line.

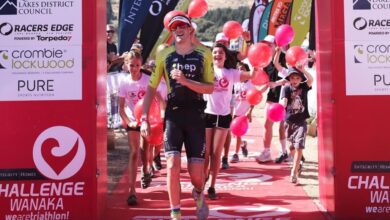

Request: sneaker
left=127, top=194, right=137, bottom=206
left=207, top=187, right=217, bottom=200
left=255, top=150, right=272, bottom=163
left=192, top=188, right=209, bottom=220
left=141, top=173, right=152, bottom=189
left=301, top=155, right=306, bottom=162
left=221, top=157, right=229, bottom=169
left=170, top=211, right=181, bottom=220
left=153, top=154, right=162, bottom=170
left=240, top=141, right=248, bottom=157
left=274, top=152, right=288, bottom=163
left=290, top=175, right=298, bottom=184
left=230, top=154, right=239, bottom=163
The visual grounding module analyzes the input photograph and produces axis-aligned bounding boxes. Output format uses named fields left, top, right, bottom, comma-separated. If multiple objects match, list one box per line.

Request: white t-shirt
left=118, top=73, right=150, bottom=122
left=204, top=68, right=240, bottom=116
left=233, top=80, right=255, bottom=116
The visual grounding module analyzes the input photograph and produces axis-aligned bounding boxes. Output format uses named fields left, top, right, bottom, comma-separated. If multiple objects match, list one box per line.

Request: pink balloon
left=286, top=46, right=307, bottom=67
left=246, top=88, right=263, bottom=105
left=134, top=98, right=161, bottom=124
left=267, top=103, right=286, bottom=122
left=230, top=116, right=249, bottom=137
left=251, top=69, right=269, bottom=86
left=223, top=21, right=243, bottom=39
left=188, top=0, right=208, bottom=18
left=247, top=43, right=273, bottom=68
left=275, top=24, right=295, bottom=47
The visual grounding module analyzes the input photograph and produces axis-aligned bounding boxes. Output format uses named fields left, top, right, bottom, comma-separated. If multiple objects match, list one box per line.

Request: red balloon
left=251, top=69, right=269, bottom=86
left=188, top=0, right=208, bottom=18
left=134, top=98, right=161, bottom=124
left=149, top=122, right=163, bottom=145
left=267, top=103, right=286, bottom=122
left=286, top=46, right=307, bottom=67
left=163, top=10, right=186, bottom=30
left=275, top=24, right=295, bottom=47
left=247, top=43, right=273, bottom=68
left=246, top=88, right=263, bottom=105
left=223, top=21, right=243, bottom=39
left=230, top=116, right=249, bottom=137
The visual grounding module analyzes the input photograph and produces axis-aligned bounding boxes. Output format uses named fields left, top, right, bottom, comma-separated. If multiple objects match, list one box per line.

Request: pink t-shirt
left=118, top=73, right=150, bottom=122
left=204, top=68, right=240, bottom=116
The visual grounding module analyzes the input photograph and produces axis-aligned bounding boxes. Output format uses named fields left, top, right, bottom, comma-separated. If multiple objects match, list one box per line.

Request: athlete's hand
left=170, top=69, right=187, bottom=85
left=140, top=121, right=150, bottom=139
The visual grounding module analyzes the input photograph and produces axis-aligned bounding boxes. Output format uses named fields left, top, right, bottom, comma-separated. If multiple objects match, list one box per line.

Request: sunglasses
left=107, top=30, right=115, bottom=34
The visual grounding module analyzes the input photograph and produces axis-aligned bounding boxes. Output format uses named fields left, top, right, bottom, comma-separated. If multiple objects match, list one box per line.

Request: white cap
left=215, top=32, right=229, bottom=43
left=261, top=35, right=275, bottom=44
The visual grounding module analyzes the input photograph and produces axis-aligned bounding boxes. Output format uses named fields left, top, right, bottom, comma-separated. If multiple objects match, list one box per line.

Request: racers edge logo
left=0, top=22, right=13, bottom=35
left=353, top=17, right=368, bottom=30
left=33, top=126, right=86, bottom=180
left=0, top=0, right=17, bottom=15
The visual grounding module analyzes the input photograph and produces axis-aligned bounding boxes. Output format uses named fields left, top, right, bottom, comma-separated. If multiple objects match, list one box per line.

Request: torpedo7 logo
left=33, top=126, right=86, bottom=180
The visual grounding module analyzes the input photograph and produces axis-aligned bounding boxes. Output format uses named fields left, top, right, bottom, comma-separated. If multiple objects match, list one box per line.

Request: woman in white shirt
left=203, top=43, right=258, bottom=200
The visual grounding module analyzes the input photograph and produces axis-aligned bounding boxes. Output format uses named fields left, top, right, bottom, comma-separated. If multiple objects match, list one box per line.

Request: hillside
left=208, top=0, right=253, bottom=10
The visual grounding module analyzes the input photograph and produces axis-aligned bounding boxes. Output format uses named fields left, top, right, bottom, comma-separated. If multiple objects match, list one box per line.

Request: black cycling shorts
left=164, top=108, right=206, bottom=162
left=126, top=125, right=140, bottom=132
left=204, top=113, right=232, bottom=129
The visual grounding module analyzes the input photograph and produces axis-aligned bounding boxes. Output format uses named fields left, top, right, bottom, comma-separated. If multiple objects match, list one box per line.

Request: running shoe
left=255, top=149, right=272, bottom=163
left=192, top=188, right=209, bottom=220
left=274, top=152, right=288, bottom=163
left=207, top=187, right=217, bottom=200
left=240, top=141, right=248, bottom=157
left=153, top=154, right=162, bottom=170
left=141, top=173, right=152, bottom=189
left=170, top=211, right=181, bottom=220
left=126, top=194, right=137, bottom=206
left=221, top=157, right=229, bottom=169
left=230, top=154, right=239, bottom=163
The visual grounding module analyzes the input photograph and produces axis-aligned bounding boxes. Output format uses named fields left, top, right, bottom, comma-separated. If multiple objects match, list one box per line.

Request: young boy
left=280, top=66, right=313, bottom=184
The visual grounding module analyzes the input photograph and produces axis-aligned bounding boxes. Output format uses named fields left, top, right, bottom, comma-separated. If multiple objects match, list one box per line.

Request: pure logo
left=353, top=0, right=371, bottom=10
left=0, top=0, right=17, bottom=15
left=33, top=126, right=86, bottom=180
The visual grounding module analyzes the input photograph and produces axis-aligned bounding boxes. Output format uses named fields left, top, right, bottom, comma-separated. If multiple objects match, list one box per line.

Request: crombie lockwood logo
left=0, top=50, right=9, bottom=69
left=354, top=45, right=364, bottom=63
left=33, top=126, right=86, bottom=180
left=353, top=0, right=371, bottom=10
left=0, top=0, right=17, bottom=15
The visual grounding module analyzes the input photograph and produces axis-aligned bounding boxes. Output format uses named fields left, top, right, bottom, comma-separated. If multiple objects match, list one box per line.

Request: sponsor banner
left=345, top=0, right=390, bottom=41
left=258, top=0, right=273, bottom=41
left=118, top=0, right=153, bottom=54
left=139, top=0, right=180, bottom=62
left=248, top=0, right=268, bottom=44
left=267, top=0, right=293, bottom=36
left=0, top=46, right=82, bottom=100
left=289, top=0, right=312, bottom=47
left=0, top=0, right=82, bottom=45
left=0, top=126, right=88, bottom=219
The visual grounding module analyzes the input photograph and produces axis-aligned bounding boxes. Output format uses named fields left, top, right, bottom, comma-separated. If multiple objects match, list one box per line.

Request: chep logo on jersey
left=33, top=126, right=86, bottom=180
left=353, top=0, right=371, bottom=10
left=0, top=0, right=17, bottom=15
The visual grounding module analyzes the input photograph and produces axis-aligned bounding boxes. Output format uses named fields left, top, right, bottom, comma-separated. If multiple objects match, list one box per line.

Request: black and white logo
left=0, top=0, right=17, bottom=15
left=0, top=22, right=13, bottom=35
left=353, top=0, right=371, bottom=10
left=353, top=17, right=368, bottom=30
left=354, top=45, right=364, bottom=63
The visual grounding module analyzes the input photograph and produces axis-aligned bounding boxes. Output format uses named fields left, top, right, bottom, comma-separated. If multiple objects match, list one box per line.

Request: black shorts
left=285, top=122, right=307, bottom=149
left=204, top=113, right=232, bottom=129
left=164, top=108, right=206, bottom=162
left=266, top=86, right=282, bottom=103
left=126, top=125, right=140, bottom=132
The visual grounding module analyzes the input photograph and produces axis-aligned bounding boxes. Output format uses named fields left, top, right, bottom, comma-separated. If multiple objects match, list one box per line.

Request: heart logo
left=41, top=138, right=79, bottom=175
left=33, top=126, right=86, bottom=180
left=219, top=77, right=229, bottom=88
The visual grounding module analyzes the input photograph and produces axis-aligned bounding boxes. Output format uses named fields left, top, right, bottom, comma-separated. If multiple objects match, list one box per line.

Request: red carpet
left=105, top=112, right=326, bottom=219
